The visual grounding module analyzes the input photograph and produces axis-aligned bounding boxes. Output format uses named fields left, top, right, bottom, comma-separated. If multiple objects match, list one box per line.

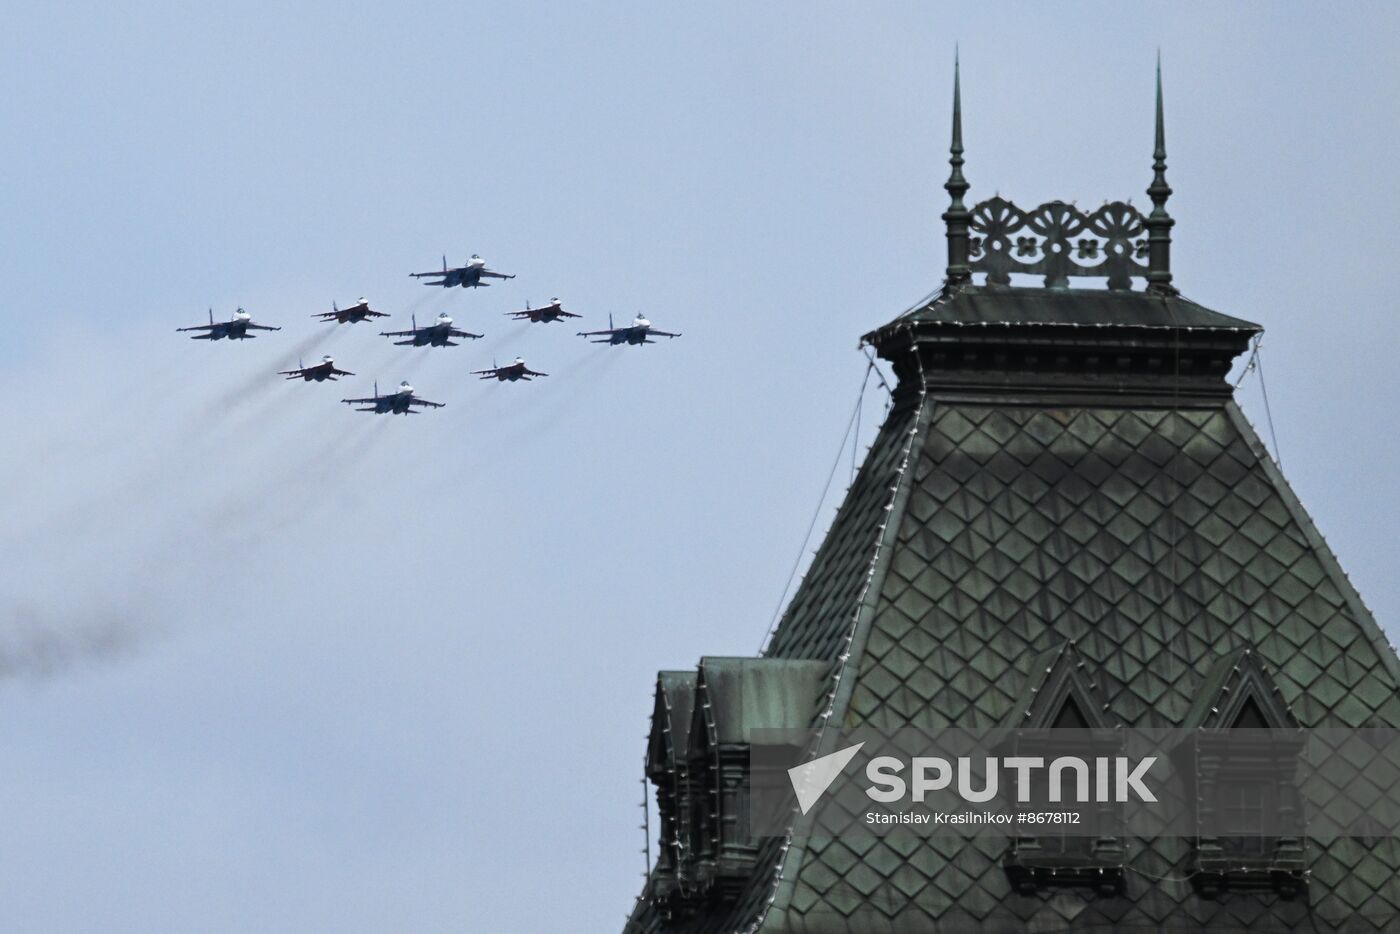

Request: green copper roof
left=626, top=60, right=1393, bottom=926
left=868, top=285, right=1261, bottom=336
left=694, top=658, right=828, bottom=746
left=750, top=399, right=1400, bottom=933
left=629, top=380, right=1400, bottom=933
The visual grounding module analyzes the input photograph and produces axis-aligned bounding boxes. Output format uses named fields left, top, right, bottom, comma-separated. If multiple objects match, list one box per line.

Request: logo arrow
left=788, top=742, right=865, bottom=815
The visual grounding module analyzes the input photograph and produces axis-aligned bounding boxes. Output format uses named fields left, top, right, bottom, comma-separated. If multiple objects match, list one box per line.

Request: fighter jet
left=577, top=313, right=681, bottom=346
left=280, top=355, right=354, bottom=382
left=315, top=298, right=388, bottom=324
left=341, top=380, right=445, bottom=415
left=380, top=312, right=483, bottom=347
left=471, top=357, right=548, bottom=382
left=410, top=254, right=515, bottom=288
left=177, top=308, right=281, bottom=341
left=506, top=298, right=579, bottom=324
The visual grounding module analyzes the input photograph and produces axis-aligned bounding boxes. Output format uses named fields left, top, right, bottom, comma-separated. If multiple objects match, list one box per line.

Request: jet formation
left=472, top=358, right=548, bottom=382
left=341, top=381, right=444, bottom=414
left=411, top=254, right=515, bottom=289
left=177, top=253, right=683, bottom=415
left=178, top=308, right=281, bottom=341
left=280, top=356, right=353, bottom=382
left=381, top=312, right=482, bottom=347
left=507, top=298, right=578, bottom=323
left=578, top=314, right=681, bottom=345
left=315, top=298, right=388, bottom=324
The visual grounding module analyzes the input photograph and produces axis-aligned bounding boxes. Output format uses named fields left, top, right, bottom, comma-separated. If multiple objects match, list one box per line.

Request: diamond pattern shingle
left=626, top=364, right=1400, bottom=933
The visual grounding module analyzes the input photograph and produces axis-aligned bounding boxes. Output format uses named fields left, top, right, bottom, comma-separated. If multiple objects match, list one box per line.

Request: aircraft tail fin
left=208, top=308, right=214, bottom=324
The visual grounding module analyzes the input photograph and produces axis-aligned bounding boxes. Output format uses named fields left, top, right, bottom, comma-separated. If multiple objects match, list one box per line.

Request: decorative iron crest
left=967, top=198, right=1149, bottom=290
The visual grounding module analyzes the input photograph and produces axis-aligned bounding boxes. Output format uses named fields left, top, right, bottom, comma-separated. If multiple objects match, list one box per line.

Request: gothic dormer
left=1179, top=647, right=1307, bottom=899
left=1002, top=642, right=1126, bottom=895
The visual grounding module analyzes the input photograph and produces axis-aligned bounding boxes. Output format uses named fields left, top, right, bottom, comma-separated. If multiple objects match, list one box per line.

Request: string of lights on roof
left=742, top=322, right=931, bottom=934
left=629, top=47, right=1400, bottom=930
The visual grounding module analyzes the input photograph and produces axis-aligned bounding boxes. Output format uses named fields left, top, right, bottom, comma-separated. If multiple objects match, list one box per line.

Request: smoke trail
left=394, top=350, right=436, bottom=381
left=3, top=345, right=190, bottom=472
left=356, top=344, right=426, bottom=384
left=258, top=417, right=394, bottom=534
left=0, top=598, right=148, bottom=680
left=526, top=350, right=621, bottom=421
left=0, top=309, right=448, bottom=679
left=475, top=321, right=532, bottom=363
left=196, top=329, right=326, bottom=413
left=202, top=418, right=385, bottom=549
left=398, top=289, right=439, bottom=318
left=458, top=349, right=623, bottom=474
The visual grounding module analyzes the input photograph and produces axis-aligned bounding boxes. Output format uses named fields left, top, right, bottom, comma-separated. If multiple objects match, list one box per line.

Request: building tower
left=624, top=62, right=1400, bottom=933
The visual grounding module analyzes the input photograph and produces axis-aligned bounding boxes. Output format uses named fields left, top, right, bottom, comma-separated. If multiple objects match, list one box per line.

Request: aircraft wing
left=410, top=270, right=452, bottom=279
left=505, top=310, right=532, bottom=319
left=556, top=309, right=581, bottom=318
left=470, top=368, right=501, bottom=377
left=248, top=323, right=281, bottom=331
left=482, top=270, right=515, bottom=279
left=278, top=367, right=307, bottom=377
left=648, top=329, right=681, bottom=338
left=576, top=327, right=619, bottom=337
left=330, top=366, right=355, bottom=377
left=340, top=396, right=379, bottom=405
left=522, top=367, right=548, bottom=377
left=409, top=396, right=445, bottom=408
left=379, top=328, right=420, bottom=337
left=312, top=311, right=340, bottom=320
left=364, top=309, right=389, bottom=318
left=176, top=323, right=219, bottom=332
left=448, top=327, right=484, bottom=339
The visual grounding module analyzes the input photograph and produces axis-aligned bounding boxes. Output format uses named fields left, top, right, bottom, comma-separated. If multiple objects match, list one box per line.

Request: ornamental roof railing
left=942, top=53, right=1176, bottom=295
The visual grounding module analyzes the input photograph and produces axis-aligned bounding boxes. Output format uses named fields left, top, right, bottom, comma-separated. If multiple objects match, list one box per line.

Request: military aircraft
left=410, top=254, right=515, bottom=288
left=577, top=313, right=681, bottom=346
left=341, top=380, right=445, bottom=415
left=177, top=308, right=281, bottom=341
left=380, top=312, right=483, bottom=347
left=280, top=355, right=354, bottom=382
left=471, top=357, right=548, bottom=382
left=315, top=298, right=388, bottom=324
left=506, top=298, right=579, bottom=324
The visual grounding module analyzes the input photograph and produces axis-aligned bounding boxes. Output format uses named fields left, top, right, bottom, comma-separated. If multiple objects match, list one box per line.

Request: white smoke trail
left=0, top=319, right=427, bottom=678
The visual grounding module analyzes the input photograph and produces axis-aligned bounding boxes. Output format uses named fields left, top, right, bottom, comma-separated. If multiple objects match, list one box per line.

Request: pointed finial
left=1146, top=51, right=1176, bottom=295
left=942, top=48, right=972, bottom=287
left=951, top=47, right=964, bottom=161
left=1153, top=51, right=1167, bottom=165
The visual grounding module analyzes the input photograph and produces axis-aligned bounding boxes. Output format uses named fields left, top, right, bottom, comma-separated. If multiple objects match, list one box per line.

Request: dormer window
left=1178, top=649, right=1306, bottom=900
left=1002, top=642, right=1126, bottom=896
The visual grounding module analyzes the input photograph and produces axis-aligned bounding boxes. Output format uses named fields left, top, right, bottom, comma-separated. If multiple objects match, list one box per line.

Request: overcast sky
left=1, top=3, right=1397, bottom=932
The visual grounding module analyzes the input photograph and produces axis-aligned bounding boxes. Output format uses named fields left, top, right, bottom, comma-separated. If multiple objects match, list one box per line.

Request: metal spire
left=1145, top=52, right=1176, bottom=294
left=942, top=49, right=972, bottom=287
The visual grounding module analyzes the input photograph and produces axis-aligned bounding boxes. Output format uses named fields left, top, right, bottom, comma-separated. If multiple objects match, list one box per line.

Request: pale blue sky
left=1, top=3, right=1397, bottom=932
